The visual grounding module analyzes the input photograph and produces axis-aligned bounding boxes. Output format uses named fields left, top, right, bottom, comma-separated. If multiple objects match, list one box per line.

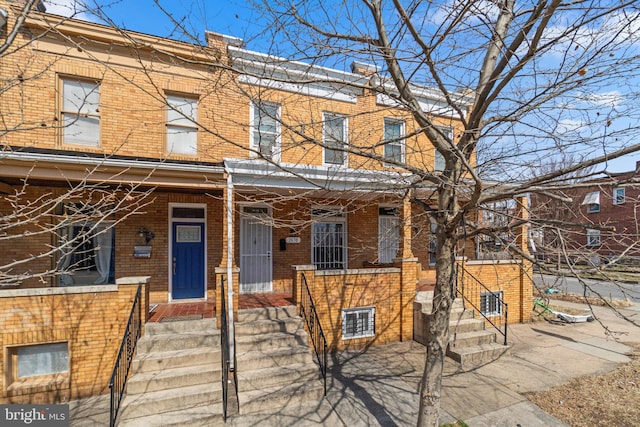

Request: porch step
left=118, top=404, right=223, bottom=427
left=119, top=317, right=223, bottom=426
left=237, top=305, right=298, bottom=322
left=126, top=363, right=221, bottom=394
left=144, top=317, right=216, bottom=335
left=234, top=305, right=325, bottom=417
left=236, top=345, right=313, bottom=372
left=235, top=330, right=308, bottom=352
left=132, top=347, right=220, bottom=373
left=237, top=380, right=325, bottom=415
left=120, top=383, right=223, bottom=419
left=449, top=329, right=497, bottom=348
left=137, top=329, right=220, bottom=353
left=234, top=316, right=304, bottom=336
left=449, top=317, right=487, bottom=334
left=447, top=342, right=509, bottom=370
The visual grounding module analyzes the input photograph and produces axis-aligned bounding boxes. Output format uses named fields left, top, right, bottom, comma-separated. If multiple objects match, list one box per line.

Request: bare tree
left=3, top=0, right=640, bottom=425
left=230, top=1, right=640, bottom=425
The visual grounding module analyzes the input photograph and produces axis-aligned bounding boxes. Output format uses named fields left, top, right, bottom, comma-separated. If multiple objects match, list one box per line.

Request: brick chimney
left=350, top=61, right=379, bottom=76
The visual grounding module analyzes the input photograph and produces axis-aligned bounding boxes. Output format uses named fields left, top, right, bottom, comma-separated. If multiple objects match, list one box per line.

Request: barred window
left=480, top=291, right=503, bottom=317
left=342, top=307, right=375, bottom=339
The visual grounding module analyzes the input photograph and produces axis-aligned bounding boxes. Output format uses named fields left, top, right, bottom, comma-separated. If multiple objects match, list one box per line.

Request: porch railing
left=455, top=265, right=508, bottom=346
left=219, top=275, right=238, bottom=421
left=299, top=273, right=328, bottom=396
left=109, top=283, right=142, bottom=427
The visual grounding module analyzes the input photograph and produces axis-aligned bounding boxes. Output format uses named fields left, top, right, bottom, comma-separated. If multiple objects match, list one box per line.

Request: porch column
left=215, top=175, right=238, bottom=325
left=397, top=195, right=414, bottom=259
left=516, top=196, right=533, bottom=322
left=393, top=258, right=418, bottom=341
left=291, top=265, right=316, bottom=309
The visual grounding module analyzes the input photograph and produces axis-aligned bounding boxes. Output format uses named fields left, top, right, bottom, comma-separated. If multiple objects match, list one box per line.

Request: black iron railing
left=299, top=273, right=328, bottom=396
left=219, top=275, right=238, bottom=421
left=109, top=283, right=142, bottom=427
left=456, top=265, right=508, bottom=345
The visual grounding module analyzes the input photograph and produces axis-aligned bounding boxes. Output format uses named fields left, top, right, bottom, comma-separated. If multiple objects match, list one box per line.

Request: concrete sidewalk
left=327, top=301, right=640, bottom=426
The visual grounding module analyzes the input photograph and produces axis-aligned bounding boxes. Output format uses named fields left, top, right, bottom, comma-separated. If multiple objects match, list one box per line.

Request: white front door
left=240, top=206, right=272, bottom=293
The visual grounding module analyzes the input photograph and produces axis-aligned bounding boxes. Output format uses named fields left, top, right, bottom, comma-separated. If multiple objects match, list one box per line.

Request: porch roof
left=0, top=147, right=227, bottom=190
left=224, top=158, right=417, bottom=194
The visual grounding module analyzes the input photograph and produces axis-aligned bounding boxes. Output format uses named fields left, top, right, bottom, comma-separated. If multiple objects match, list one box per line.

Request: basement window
left=480, top=291, right=503, bottom=317
left=342, top=307, right=375, bottom=339
left=5, top=342, right=70, bottom=392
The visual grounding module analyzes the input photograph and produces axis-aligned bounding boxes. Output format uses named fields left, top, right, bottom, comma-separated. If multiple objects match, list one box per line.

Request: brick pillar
left=394, top=257, right=418, bottom=341
left=215, top=178, right=238, bottom=325
left=116, top=275, right=151, bottom=333
left=516, top=196, right=533, bottom=322
left=398, top=196, right=414, bottom=259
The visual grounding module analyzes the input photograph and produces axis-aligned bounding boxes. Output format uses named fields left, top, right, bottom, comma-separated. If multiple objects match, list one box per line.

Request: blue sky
left=42, top=0, right=640, bottom=174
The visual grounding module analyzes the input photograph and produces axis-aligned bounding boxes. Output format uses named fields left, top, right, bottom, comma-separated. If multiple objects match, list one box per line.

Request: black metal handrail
left=220, top=275, right=230, bottom=421
left=109, top=283, right=142, bottom=427
left=219, top=275, right=238, bottom=421
left=456, top=265, right=508, bottom=345
left=299, top=273, right=328, bottom=396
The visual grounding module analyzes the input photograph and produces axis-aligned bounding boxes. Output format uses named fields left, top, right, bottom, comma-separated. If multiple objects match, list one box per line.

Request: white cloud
left=557, top=119, right=586, bottom=134
left=43, top=0, right=93, bottom=21
left=579, top=91, right=624, bottom=108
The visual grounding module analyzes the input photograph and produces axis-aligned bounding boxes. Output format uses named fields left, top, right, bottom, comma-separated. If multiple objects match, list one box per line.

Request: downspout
left=226, top=172, right=235, bottom=367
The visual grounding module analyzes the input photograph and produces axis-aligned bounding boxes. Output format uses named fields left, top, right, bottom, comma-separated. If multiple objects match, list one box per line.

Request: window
left=342, top=307, right=375, bottom=339
left=378, top=207, right=399, bottom=263
left=480, top=291, right=503, bottom=317
left=166, top=95, right=198, bottom=155
left=323, top=113, right=347, bottom=165
left=613, top=187, right=625, bottom=205
left=251, top=101, right=281, bottom=160
left=57, top=204, right=115, bottom=286
left=434, top=126, right=452, bottom=172
left=587, top=229, right=601, bottom=247
left=582, top=191, right=600, bottom=213
left=61, top=78, right=100, bottom=146
left=14, top=343, right=68, bottom=379
left=383, top=118, right=404, bottom=163
left=312, top=208, right=346, bottom=270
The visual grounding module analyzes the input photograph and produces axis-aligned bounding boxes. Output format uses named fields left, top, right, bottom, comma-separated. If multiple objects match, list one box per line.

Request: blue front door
left=172, top=222, right=205, bottom=299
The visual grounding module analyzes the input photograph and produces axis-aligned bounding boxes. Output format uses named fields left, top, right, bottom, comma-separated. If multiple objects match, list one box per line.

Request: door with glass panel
left=240, top=207, right=273, bottom=293
left=170, top=205, right=206, bottom=300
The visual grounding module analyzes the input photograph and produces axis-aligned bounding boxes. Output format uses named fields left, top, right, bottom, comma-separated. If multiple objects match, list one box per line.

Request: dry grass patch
left=525, top=343, right=640, bottom=427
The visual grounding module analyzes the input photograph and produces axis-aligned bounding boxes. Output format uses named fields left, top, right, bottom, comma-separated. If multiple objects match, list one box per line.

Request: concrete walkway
left=69, top=300, right=640, bottom=426
left=327, top=300, right=639, bottom=426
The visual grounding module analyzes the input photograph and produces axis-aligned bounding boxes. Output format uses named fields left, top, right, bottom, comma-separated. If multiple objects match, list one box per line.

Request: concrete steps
left=235, top=305, right=325, bottom=416
left=413, top=293, right=509, bottom=369
left=118, top=317, right=223, bottom=426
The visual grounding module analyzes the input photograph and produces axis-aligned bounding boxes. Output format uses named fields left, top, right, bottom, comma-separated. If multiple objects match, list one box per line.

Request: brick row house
left=532, top=163, right=640, bottom=266
left=0, top=1, right=533, bottom=417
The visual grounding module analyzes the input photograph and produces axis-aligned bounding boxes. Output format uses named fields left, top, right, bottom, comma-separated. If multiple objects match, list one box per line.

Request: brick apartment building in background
left=0, top=0, right=533, bottom=417
left=531, top=162, right=640, bottom=266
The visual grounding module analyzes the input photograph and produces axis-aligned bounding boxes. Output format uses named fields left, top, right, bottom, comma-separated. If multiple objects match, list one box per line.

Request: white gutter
left=0, top=151, right=226, bottom=174
left=226, top=173, right=235, bottom=368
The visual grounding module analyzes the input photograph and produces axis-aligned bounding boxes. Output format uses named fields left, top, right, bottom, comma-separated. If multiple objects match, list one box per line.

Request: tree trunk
left=417, top=234, right=456, bottom=426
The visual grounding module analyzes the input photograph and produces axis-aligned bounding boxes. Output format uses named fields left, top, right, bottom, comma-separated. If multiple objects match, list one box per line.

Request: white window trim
left=342, top=307, right=375, bottom=340
left=322, top=112, right=348, bottom=166
left=582, top=191, right=600, bottom=213
left=586, top=229, right=601, bottom=247
left=383, top=118, right=405, bottom=165
left=434, top=126, right=453, bottom=172
left=250, top=100, right=282, bottom=162
left=613, top=187, right=625, bottom=205
left=166, top=94, right=199, bottom=156
left=60, top=77, right=101, bottom=147
left=480, top=291, right=503, bottom=317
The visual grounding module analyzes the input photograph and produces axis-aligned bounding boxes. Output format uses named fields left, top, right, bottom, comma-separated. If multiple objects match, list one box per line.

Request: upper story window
left=613, top=187, right=625, bottom=205
left=582, top=191, right=600, bottom=213
left=323, top=113, right=347, bottom=166
left=61, top=78, right=100, bottom=146
left=383, top=118, right=405, bottom=164
left=586, top=229, right=601, bottom=247
left=434, top=126, right=453, bottom=172
left=166, top=94, right=198, bottom=156
left=251, top=101, right=281, bottom=161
